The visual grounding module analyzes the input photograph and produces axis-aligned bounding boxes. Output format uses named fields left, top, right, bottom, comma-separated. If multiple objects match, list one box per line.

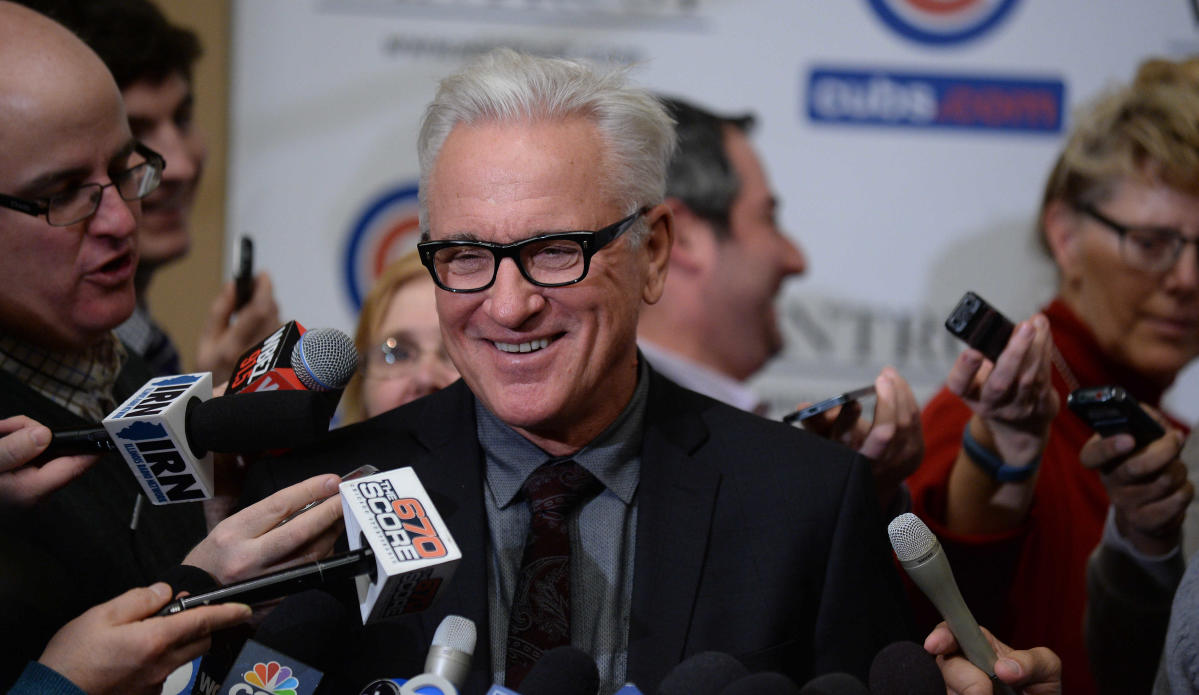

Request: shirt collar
left=477, top=357, right=649, bottom=509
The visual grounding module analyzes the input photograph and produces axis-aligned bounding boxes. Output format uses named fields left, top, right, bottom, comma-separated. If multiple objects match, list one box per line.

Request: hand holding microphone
left=36, top=582, right=250, bottom=695
left=0, top=415, right=96, bottom=511
left=181, top=473, right=344, bottom=586
left=890, top=513, right=1052, bottom=695
left=924, top=622, right=1061, bottom=694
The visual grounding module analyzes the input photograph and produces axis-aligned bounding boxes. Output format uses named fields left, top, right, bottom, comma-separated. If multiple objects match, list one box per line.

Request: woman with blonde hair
left=908, top=56, right=1199, bottom=694
left=340, top=250, right=458, bottom=425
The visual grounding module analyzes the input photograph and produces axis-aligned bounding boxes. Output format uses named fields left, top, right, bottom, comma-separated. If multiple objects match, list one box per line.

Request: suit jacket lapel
left=626, top=371, right=721, bottom=690
left=406, top=381, right=494, bottom=685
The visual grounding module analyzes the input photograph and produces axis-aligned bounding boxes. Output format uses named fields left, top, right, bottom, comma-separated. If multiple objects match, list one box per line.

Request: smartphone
left=234, top=235, right=254, bottom=311
left=1067, top=385, right=1165, bottom=450
left=783, top=385, right=877, bottom=424
left=944, top=291, right=1015, bottom=363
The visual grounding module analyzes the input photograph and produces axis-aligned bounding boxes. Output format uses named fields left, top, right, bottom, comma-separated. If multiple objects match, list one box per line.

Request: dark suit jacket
left=0, top=355, right=207, bottom=690
left=242, top=371, right=914, bottom=693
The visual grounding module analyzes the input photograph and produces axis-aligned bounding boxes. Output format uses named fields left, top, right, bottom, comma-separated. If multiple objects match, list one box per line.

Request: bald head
left=0, top=1, right=141, bottom=351
left=0, top=2, right=125, bottom=134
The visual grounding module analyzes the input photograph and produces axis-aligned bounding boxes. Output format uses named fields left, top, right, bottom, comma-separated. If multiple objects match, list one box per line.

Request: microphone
left=341, top=467, right=463, bottom=624
left=40, top=381, right=339, bottom=504
left=194, top=589, right=354, bottom=694
left=887, top=513, right=1017, bottom=695
left=157, top=547, right=375, bottom=615
left=227, top=320, right=306, bottom=393
left=424, top=614, right=476, bottom=689
left=796, top=672, right=867, bottom=695
left=357, top=615, right=476, bottom=695
left=227, top=322, right=358, bottom=394
left=722, top=672, right=803, bottom=695
left=290, top=327, right=359, bottom=391
left=160, top=466, right=462, bottom=617
left=472, top=646, right=600, bottom=695
left=656, top=651, right=748, bottom=695
left=868, top=641, right=945, bottom=695
left=518, top=645, right=599, bottom=695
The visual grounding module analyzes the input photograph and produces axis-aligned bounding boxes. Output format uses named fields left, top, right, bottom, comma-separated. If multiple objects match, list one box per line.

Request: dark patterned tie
left=504, top=459, right=602, bottom=688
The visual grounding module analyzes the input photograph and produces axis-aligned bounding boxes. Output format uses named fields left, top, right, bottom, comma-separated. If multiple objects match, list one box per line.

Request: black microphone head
left=720, top=672, right=802, bottom=695
left=291, top=327, right=358, bottom=391
left=657, top=651, right=749, bottom=695
left=188, top=390, right=335, bottom=454
left=518, top=645, right=599, bottom=695
left=868, top=641, right=945, bottom=695
left=797, top=672, right=869, bottom=695
left=253, top=589, right=356, bottom=671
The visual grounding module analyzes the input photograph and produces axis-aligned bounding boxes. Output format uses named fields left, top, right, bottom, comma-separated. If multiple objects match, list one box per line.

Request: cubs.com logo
left=866, top=0, right=1021, bottom=45
left=229, top=661, right=300, bottom=695
left=342, top=183, right=421, bottom=311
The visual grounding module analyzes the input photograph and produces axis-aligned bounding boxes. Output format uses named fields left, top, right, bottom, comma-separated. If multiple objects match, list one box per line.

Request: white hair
left=416, top=48, right=677, bottom=243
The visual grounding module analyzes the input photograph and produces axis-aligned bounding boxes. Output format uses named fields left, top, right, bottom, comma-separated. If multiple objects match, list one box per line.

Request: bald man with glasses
left=0, top=3, right=209, bottom=687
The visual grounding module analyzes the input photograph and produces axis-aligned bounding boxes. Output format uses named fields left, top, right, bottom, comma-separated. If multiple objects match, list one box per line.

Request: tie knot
left=522, top=459, right=601, bottom=516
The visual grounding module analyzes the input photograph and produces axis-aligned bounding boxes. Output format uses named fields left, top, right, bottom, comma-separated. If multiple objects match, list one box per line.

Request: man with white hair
left=244, top=49, right=912, bottom=694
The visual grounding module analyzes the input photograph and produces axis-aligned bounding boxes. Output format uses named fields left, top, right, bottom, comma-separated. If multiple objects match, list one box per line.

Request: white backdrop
left=228, top=0, right=1199, bottom=421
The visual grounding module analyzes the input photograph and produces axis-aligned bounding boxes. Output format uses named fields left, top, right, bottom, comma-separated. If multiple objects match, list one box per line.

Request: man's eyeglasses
left=0, top=143, right=165, bottom=227
left=417, top=207, right=648, bottom=293
left=1078, top=203, right=1199, bottom=274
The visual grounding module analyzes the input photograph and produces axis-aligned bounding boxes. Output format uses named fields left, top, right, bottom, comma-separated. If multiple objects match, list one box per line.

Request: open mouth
left=493, top=337, right=554, bottom=354
left=99, top=254, right=131, bottom=274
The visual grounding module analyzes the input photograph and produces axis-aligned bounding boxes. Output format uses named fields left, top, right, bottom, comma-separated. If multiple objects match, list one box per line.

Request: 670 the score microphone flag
left=341, top=467, right=462, bottom=624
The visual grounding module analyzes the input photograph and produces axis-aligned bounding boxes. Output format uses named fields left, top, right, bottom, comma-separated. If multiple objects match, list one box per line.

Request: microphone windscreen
left=657, top=652, right=748, bottom=695
left=518, top=646, right=599, bottom=695
left=252, top=589, right=356, bottom=672
left=187, top=390, right=335, bottom=453
left=868, top=641, right=945, bottom=695
left=432, top=614, right=476, bottom=653
left=291, top=328, right=358, bottom=391
left=797, top=672, right=869, bottom=695
left=720, top=672, right=802, bottom=695
left=887, top=513, right=937, bottom=562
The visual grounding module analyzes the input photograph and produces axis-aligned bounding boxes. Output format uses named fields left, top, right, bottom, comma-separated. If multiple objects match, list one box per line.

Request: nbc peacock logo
left=240, top=661, right=300, bottom=695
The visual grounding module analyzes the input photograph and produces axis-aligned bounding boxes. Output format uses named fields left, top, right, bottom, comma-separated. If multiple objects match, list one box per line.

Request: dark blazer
left=0, top=356, right=207, bottom=690
left=241, top=371, right=914, bottom=694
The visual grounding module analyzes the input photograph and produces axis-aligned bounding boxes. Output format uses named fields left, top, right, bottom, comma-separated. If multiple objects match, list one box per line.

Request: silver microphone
left=425, top=615, right=476, bottom=690
left=887, top=513, right=1016, bottom=695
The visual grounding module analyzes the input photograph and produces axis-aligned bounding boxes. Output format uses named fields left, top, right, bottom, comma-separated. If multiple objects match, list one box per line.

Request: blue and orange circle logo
left=866, top=0, right=1021, bottom=46
left=343, top=184, right=422, bottom=311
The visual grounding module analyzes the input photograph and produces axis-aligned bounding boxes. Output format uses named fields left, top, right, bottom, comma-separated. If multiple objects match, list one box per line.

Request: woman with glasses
left=906, top=56, right=1199, bottom=695
left=340, top=250, right=459, bottom=425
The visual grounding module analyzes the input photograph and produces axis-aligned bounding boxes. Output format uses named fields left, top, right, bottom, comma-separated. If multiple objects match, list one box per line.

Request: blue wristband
left=962, top=427, right=1040, bottom=483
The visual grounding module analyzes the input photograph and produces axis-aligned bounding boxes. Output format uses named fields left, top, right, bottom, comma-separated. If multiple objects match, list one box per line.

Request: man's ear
left=663, top=197, right=718, bottom=275
left=641, top=202, right=674, bottom=305
left=1043, top=199, right=1083, bottom=281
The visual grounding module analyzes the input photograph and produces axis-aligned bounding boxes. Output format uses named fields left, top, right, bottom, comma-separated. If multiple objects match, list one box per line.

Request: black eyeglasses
left=418, top=207, right=648, bottom=293
left=0, top=143, right=165, bottom=227
left=1078, top=203, right=1199, bottom=274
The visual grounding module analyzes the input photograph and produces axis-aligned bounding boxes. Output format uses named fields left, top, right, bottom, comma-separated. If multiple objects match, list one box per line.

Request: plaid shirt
left=0, top=331, right=126, bottom=421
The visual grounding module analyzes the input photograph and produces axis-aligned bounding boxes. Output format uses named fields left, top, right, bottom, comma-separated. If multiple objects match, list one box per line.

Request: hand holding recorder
left=196, top=235, right=281, bottom=381
left=787, top=367, right=924, bottom=510
left=944, top=293, right=1059, bottom=479
left=0, top=415, right=97, bottom=512
left=1073, top=388, right=1192, bottom=556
